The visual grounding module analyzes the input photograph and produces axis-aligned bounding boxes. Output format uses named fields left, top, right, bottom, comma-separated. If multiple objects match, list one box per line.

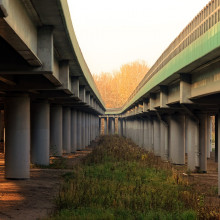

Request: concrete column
left=111, top=118, right=115, bottom=134
left=92, top=115, right=95, bottom=140
left=5, top=95, right=30, bottom=179
left=31, top=101, right=50, bottom=166
left=88, top=113, right=91, bottom=145
left=71, top=110, right=77, bottom=152
left=132, top=119, right=137, bottom=143
left=50, top=105, right=62, bottom=156
left=137, top=119, right=141, bottom=146
left=218, top=113, right=220, bottom=196
left=123, top=120, right=126, bottom=137
left=207, top=116, right=211, bottom=159
left=99, top=117, right=102, bottom=135
left=127, top=120, right=130, bottom=138
left=160, top=120, right=168, bottom=160
left=118, top=118, right=121, bottom=135
left=185, top=116, right=199, bottom=171
left=0, top=110, right=4, bottom=153
left=140, top=120, right=144, bottom=148
left=81, top=112, right=85, bottom=149
left=198, top=114, right=207, bottom=172
left=77, top=111, right=82, bottom=150
left=153, top=118, right=160, bottom=156
left=62, top=107, right=71, bottom=154
left=169, top=114, right=185, bottom=164
left=215, top=115, right=218, bottom=162
left=104, top=118, right=107, bottom=135
left=143, top=119, right=149, bottom=150
left=86, top=113, right=89, bottom=145
left=108, top=118, right=112, bottom=135
left=148, top=120, right=153, bottom=152
left=90, top=114, right=93, bottom=141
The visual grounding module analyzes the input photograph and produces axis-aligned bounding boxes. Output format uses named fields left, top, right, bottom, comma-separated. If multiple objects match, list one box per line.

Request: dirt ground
left=0, top=143, right=219, bottom=219
left=0, top=147, right=93, bottom=220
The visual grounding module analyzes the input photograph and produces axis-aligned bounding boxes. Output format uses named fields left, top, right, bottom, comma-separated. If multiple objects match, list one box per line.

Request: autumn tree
left=93, top=60, right=149, bottom=108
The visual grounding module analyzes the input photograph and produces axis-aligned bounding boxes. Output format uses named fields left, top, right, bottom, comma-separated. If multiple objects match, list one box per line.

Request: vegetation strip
left=47, top=135, right=219, bottom=219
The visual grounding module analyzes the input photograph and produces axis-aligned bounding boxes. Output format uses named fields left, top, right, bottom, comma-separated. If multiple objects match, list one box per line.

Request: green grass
left=47, top=135, right=218, bottom=220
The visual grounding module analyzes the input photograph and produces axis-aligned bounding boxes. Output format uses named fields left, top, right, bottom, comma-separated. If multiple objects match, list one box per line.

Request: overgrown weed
left=48, top=135, right=219, bottom=219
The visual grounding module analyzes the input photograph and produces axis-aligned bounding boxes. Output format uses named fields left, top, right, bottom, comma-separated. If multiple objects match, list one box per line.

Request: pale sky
left=67, top=0, right=209, bottom=75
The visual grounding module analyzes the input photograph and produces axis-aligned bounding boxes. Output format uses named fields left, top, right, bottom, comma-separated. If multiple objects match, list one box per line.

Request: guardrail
left=123, top=0, right=219, bottom=110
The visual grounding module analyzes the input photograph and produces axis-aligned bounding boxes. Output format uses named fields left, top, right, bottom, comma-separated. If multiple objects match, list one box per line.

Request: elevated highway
left=0, top=0, right=105, bottom=179
left=104, top=0, right=220, bottom=195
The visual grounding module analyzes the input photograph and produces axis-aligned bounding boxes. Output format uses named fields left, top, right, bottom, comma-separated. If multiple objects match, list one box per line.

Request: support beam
left=37, top=26, right=53, bottom=72
left=59, top=60, right=71, bottom=91
left=71, top=77, right=79, bottom=97
left=180, top=73, right=192, bottom=104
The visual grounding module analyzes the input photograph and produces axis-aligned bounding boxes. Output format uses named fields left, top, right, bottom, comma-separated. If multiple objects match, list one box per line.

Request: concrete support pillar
left=88, top=114, right=91, bottom=144
left=215, top=115, right=218, bottom=162
left=143, top=119, right=149, bottom=150
left=90, top=115, right=93, bottom=141
left=132, top=119, right=137, bottom=144
left=81, top=112, right=85, bottom=149
left=186, top=116, right=199, bottom=171
left=153, top=118, right=160, bottom=156
left=31, top=101, right=50, bottom=166
left=104, top=118, right=107, bottom=135
left=148, top=120, right=153, bottom=152
left=99, top=117, right=102, bottom=136
left=118, top=119, right=121, bottom=135
left=218, top=114, right=220, bottom=196
left=50, top=105, right=62, bottom=156
left=71, top=110, right=77, bottom=152
left=92, top=115, right=95, bottom=140
left=140, top=120, right=144, bottom=148
left=96, top=116, right=98, bottom=138
left=85, top=113, right=89, bottom=146
left=108, top=118, right=112, bottom=135
left=5, top=95, right=30, bottom=179
left=123, top=120, right=126, bottom=137
left=207, top=116, right=211, bottom=159
left=62, top=107, right=71, bottom=154
left=160, top=120, right=168, bottom=160
left=169, top=114, right=185, bottom=164
left=0, top=110, right=4, bottom=153
left=198, top=114, right=207, bottom=172
left=77, top=111, right=82, bottom=150
left=111, top=118, right=115, bottom=134
left=90, top=115, right=92, bottom=142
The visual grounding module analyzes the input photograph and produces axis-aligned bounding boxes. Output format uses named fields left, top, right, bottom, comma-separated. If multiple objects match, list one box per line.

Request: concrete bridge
left=1, top=0, right=220, bottom=198
left=0, top=0, right=105, bottom=179
left=103, top=0, right=220, bottom=195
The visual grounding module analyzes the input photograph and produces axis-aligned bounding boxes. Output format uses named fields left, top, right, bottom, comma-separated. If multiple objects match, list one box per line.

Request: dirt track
left=0, top=148, right=92, bottom=220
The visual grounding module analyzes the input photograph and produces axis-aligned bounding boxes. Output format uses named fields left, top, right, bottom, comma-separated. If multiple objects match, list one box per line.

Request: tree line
left=93, top=60, right=149, bottom=108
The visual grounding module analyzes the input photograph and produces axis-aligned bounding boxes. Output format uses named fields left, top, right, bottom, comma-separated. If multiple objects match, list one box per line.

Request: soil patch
left=0, top=146, right=93, bottom=220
